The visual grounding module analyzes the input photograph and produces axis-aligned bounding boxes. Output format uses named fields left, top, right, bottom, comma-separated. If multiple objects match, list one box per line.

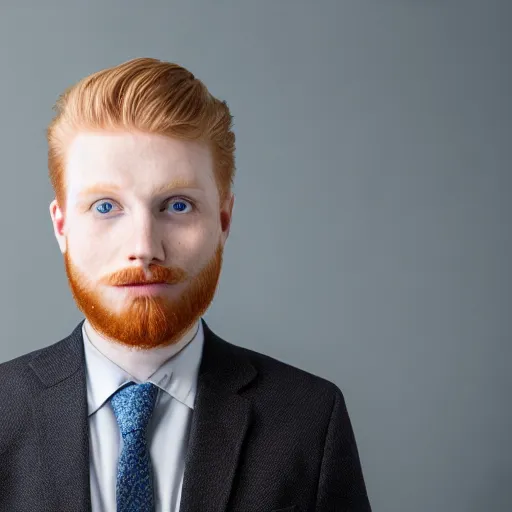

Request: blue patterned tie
left=110, top=381, right=159, bottom=512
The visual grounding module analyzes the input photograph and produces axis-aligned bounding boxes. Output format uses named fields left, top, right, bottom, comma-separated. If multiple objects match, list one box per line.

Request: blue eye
left=91, top=197, right=193, bottom=216
left=168, top=199, right=191, bottom=214
left=95, top=201, right=115, bottom=214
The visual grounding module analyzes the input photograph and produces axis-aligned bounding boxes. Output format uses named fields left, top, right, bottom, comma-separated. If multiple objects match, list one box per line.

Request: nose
left=127, top=211, right=165, bottom=268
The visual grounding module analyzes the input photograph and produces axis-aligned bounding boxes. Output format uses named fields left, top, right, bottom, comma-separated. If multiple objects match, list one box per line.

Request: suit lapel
left=179, top=319, right=257, bottom=512
left=27, top=318, right=257, bottom=512
left=29, top=320, right=91, bottom=512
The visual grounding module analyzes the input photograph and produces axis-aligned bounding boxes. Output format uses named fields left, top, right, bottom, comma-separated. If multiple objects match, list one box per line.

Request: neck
left=83, top=318, right=200, bottom=381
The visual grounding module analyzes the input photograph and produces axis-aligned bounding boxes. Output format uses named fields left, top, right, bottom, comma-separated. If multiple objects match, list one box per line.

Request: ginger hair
left=47, top=57, right=236, bottom=212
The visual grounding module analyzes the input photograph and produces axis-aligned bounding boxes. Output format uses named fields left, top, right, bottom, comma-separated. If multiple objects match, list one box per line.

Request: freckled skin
left=49, top=131, right=234, bottom=349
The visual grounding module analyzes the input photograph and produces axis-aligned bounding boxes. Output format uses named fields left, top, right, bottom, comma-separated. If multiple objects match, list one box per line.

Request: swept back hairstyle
left=47, top=57, right=236, bottom=212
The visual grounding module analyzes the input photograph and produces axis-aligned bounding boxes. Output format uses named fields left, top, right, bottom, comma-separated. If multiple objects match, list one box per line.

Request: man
left=0, top=58, right=371, bottom=511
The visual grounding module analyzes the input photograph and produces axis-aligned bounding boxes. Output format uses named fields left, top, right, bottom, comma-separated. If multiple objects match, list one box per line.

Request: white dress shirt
left=82, top=319, right=204, bottom=512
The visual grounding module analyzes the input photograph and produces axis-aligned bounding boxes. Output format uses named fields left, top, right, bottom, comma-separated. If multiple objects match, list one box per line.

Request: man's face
left=49, top=131, right=234, bottom=349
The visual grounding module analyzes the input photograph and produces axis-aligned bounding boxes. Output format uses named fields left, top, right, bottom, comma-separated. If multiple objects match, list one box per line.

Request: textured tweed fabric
left=0, top=319, right=372, bottom=511
left=110, top=382, right=159, bottom=512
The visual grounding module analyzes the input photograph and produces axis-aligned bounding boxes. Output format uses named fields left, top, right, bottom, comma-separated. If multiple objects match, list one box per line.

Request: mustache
left=100, top=265, right=188, bottom=286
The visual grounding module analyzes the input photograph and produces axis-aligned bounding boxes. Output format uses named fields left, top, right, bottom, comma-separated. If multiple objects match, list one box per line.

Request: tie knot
left=110, top=382, right=159, bottom=436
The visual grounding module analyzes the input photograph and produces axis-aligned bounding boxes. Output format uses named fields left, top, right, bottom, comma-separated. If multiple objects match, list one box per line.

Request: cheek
left=168, top=226, right=219, bottom=267
left=67, top=245, right=100, bottom=278
left=177, top=224, right=219, bottom=248
left=67, top=230, right=110, bottom=275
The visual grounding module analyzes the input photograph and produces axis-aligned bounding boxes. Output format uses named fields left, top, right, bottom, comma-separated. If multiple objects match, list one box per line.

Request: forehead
left=65, top=131, right=215, bottom=195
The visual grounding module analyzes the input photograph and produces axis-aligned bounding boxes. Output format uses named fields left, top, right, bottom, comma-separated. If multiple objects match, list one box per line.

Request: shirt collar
left=83, top=319, right=204, bottom=416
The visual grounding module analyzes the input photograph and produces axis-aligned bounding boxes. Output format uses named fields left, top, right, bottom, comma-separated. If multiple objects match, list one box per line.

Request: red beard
left=63, top=242, right=223, bottom=349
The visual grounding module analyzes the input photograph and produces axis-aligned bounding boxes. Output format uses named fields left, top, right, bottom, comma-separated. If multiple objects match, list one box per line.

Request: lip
left=115, top=283, right=171, bottom=296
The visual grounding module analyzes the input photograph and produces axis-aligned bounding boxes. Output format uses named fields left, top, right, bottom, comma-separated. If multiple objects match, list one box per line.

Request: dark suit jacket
left=0, top=319, right=371, bottom=511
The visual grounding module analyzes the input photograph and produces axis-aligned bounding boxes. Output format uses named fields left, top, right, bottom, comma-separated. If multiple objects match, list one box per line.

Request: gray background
left=0, top=1, right=510, bottom=510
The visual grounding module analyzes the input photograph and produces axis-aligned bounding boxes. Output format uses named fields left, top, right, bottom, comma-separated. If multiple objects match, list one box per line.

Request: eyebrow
left=76, top=178, right=203, bottom=199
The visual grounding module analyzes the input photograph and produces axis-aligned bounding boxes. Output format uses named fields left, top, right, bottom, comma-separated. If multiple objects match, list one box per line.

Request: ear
left=49, top=199, right=67, bottom=254
left=220, top=192, right=235, bottom=246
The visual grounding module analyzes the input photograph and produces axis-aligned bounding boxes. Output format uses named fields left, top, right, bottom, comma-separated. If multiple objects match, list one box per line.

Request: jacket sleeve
left=314, top=385, right=372, bottom=511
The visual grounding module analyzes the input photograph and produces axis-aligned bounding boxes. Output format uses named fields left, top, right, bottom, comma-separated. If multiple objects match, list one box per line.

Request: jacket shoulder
left=225, top=339, right=343, bottom=407
left=0, top=349, right=45, bottom=452
left=0, top=346, right=46, bottom=394
left=0, top=334, right=76, bottom=453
